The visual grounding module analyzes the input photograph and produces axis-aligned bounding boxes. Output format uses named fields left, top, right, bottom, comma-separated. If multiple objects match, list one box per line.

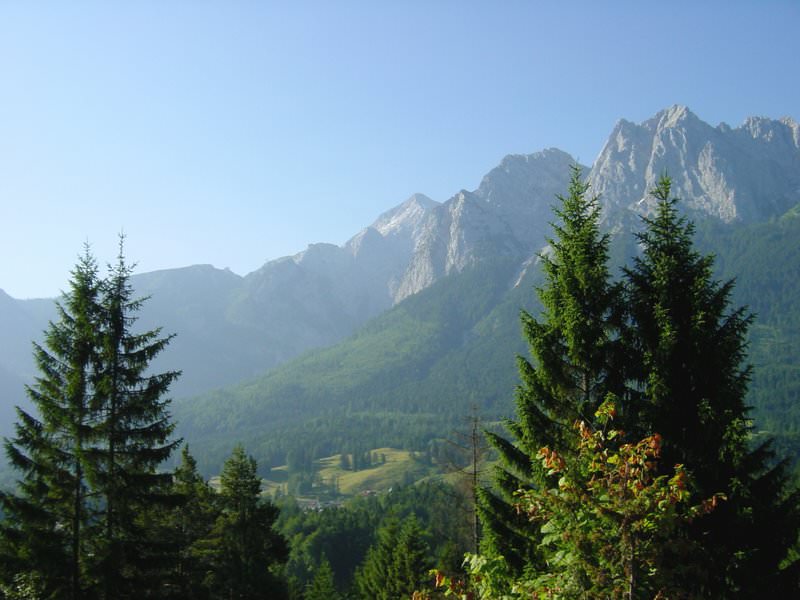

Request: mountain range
left=1, top=105, right=798, bottom=474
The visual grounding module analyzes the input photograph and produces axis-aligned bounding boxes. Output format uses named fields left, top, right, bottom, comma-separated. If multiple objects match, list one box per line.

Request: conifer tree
left=0, top=247, right=102, bottom=600
left=202, top=445, right=288, bottom=600
left=624, top=175, right=800, bottom=597
left=304, top=557, right=340, bottom=600
left=0, top=242, right=184, bottom=599
left=432, top=402, right=722, bottom=600
left=392, top=516, right=433, bottom=598
left=86, top=242, right=182, bottom=598
left=477, top=166, right=624, bottom=571
left=355, top=518, right=400, bottom=600
left=451, top=172, right=799, bottom=597
left=355, top=516, right=432, bottom=600
left=165, top=445, right=219, bottom=599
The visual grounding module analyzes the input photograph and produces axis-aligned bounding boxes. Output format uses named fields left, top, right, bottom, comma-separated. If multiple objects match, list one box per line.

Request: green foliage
left=0, top=243, right=182, bottom=599
left=88, top=243, right=183, bottom=599
left=515, top=402, right=719, bottom=599
left=444, top=407, right=718, bottom=599
left=422, top=555, right=516, bottom=600
left=692, top=208, right=800, bottom=464
left=355, top=516, right=433, bottom=600
left=472, top=174, right=800, bottom=598
left=277, top=480, right=472, bottom=597
left=354, top=517, right=400, bottom=600
left=479, top=165, right=624, bottom=571
left=162, top=444, right=219, bottom=599
left=624, top=175, right=751, bottom=478
left=279, top=496, right=378, bottom=595
left=200, top=445, right=288, bottom=600
left=0, top=571, right=47, bottom=600
left=394, top=516, right=434, bottom=598
left=625, top=177, right=800, bottom=596
left=0, top=247, right=101, bottom=599
left=304, top=557, right=340, bottom=600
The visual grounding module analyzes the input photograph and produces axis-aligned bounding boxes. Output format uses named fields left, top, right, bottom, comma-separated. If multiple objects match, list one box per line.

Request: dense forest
left=1, top=170, right=798, bottom=598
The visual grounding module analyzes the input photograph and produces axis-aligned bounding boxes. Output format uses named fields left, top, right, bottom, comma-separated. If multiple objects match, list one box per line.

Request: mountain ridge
left=1, top=106, right=798, bottom=453
left=589, top=104, right=800, bottom=223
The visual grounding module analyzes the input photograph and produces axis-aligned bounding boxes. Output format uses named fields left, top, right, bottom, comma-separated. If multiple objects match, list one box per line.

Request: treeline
left=185, top=410, right=470, bottom=477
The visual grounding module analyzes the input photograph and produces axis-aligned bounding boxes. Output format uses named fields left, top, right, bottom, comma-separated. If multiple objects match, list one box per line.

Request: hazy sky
left=1, top=1, right=798, bottom=299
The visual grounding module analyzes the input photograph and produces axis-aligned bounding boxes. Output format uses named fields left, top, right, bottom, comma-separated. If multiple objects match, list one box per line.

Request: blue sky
left=1, top=1, right=798, bottom=298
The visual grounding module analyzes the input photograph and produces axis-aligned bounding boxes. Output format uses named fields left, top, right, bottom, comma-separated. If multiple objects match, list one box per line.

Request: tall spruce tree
left=87, top=241, right=182, bottom=599
left=201, top=445, right=288, bottom=600
left=477, top=166, right=624, bottom=571
left=624, top=175, right=800, bottom=597
left=0, top=247, right=102, bottom=600
left=392, top=516, right=432, bottom=598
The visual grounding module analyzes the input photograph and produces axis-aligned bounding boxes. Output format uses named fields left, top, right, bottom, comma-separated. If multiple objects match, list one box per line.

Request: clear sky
left=1, top=1, right=798, bottom=299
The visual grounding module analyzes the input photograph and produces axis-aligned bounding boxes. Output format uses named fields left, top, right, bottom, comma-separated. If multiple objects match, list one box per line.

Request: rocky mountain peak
left=392, top=149, right=578, bottom=302
left=739, top=115, right=800, bottom=154
left=476, top=148, right=576, bottom=204
left=371, top=193, right=438, bottom=237
left=650, top=104, right=699, bottom=130
left=589, top=106, right=800, bottom=224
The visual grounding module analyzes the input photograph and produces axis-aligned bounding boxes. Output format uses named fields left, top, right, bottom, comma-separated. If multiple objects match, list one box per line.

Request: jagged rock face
left=395, top=149, right=579, bottom=301
left=476, top=149, right=578, bottom=244
left=225, top=149, right=582, bottom=354
left=589, top=105, right=800, bottom=223
left=395, top=191, right=522, bottom=301
left=347, top=193, right=439, bottom=300
left=369, top=193, right=438, bottom=239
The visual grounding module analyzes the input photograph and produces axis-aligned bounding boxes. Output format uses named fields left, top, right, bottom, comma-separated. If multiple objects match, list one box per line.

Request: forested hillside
left=695, top=208, right=800, bottom=457
left=173, top=257, right=531, bottom=474
left=174, top=201, right=800, bottom=477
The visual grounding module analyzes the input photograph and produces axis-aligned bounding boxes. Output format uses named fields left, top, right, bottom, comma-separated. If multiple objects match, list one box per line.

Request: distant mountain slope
left=130, top=264, right=259, bottom=397
left=173, top=257, right=534, bottom=473
left=0, top=149, right=580, bottom=406
left=0, top=289, right=43, bottom=380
